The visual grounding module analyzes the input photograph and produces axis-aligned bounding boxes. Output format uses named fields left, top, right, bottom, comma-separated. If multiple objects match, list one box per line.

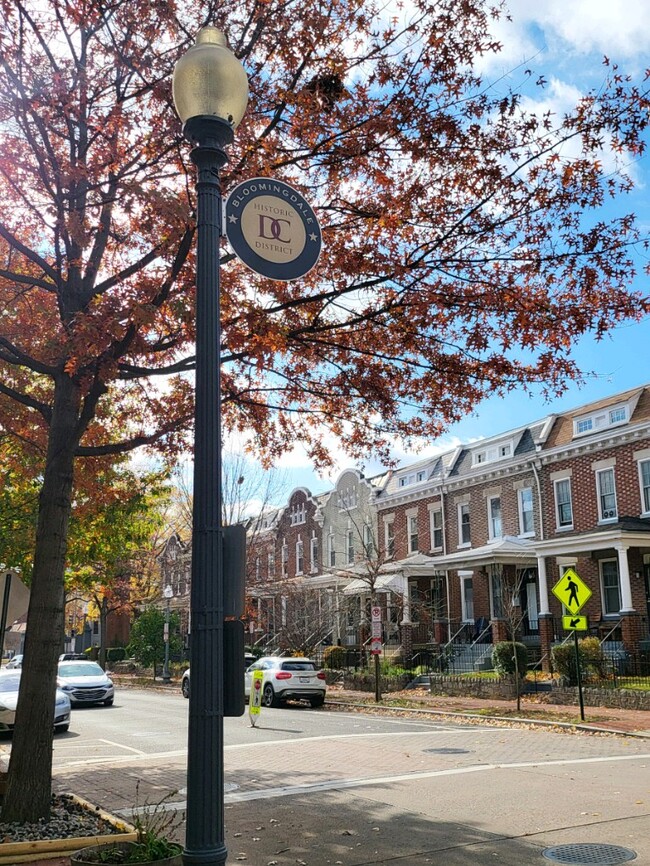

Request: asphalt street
left=41, top=690, right=650, bottom=864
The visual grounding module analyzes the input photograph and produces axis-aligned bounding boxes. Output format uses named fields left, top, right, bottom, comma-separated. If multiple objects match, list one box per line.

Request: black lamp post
left=172, top=27, right=248, bottom=866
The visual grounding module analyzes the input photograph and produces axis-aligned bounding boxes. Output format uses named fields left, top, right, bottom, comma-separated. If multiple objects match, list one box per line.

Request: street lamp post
left=172, top=27, right=248, bottom=866
left=162, top=585, right=173, bottom=685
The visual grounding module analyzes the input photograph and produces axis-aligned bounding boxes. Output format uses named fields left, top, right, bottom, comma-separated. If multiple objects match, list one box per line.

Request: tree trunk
left=1, top=376, right=81, bottom=822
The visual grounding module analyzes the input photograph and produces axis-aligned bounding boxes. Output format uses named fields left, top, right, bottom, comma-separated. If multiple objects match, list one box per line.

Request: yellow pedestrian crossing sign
left=552, top=568, right=592, bottom=615
left=562, top=615, right=588, bottom=631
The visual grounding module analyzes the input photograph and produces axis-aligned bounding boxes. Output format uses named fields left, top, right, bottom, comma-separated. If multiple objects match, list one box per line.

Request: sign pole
left=573, top=630, right=585, bottom=721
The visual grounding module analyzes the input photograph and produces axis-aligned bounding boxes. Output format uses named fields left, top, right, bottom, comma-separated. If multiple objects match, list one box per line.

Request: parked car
left=182, top=653, right=256, bottom=699
left=59, top=653, right=87, bottom=661
left=4, top=654, right=22, bottom=670
left=56, top=660, right=114, bottom=706
left=0, top=670, right=71, bottom=733
left=244, top=656, right=327, bottom=708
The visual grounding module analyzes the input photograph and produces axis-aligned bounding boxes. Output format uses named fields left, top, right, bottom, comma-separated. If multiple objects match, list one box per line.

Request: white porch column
left=615, top=543, right=635, bottom=613
left=536, top=556, right=550, bottom=615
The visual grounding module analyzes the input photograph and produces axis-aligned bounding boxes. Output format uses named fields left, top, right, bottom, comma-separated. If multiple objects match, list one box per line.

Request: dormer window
left=338, top=488, right=358, bottom=510
left=398, top=470, right=427, bottom=488
left=573, top=404, right=628, bottom=438
left=290, top=503, right=306, bottom=525
left=472, top=441, right=512, bottom=467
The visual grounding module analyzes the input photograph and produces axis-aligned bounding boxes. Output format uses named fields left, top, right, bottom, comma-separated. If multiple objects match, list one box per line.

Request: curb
left=324, top=698, right=650, bottom=739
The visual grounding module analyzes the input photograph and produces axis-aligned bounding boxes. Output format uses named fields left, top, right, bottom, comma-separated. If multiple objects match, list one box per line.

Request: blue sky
left=233, top=0, right=650, bottom=503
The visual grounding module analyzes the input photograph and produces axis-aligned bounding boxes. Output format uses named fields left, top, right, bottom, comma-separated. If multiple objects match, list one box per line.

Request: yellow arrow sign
left=552, top=568, right=592, bottom=615
left=562, top=614, right=588, bottom=631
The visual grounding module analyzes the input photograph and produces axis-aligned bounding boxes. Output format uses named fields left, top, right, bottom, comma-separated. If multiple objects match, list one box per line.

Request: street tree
left=1, top=0, right=649, bottom=821
left=127, top=607, right=183, bottom=679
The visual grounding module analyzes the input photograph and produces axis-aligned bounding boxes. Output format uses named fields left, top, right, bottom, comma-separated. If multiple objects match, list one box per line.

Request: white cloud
left=509, top=0, right=650, bottom=58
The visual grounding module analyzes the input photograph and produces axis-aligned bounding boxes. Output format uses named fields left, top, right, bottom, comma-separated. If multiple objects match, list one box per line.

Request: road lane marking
left=113, top=751, right=650, bottom=814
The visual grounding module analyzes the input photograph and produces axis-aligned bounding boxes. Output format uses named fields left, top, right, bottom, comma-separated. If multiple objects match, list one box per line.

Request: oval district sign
left=225, top=178, right=322, bottom=281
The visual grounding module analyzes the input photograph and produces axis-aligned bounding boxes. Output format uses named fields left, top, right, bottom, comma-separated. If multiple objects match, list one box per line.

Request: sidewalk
left=36, top=684, right=650, bottom=866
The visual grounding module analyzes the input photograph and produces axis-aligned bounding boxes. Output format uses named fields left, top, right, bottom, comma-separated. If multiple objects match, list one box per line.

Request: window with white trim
left=328, top=533, right=336, bottom=567
left=460, top=573, right=474, bottom=622
left=408, top=515, right=419, bottom=553
left=472, top=442, right=512, bottom=467
left=487, top=496, right=502, bottom=540
left=554, top=478, right=573, bottom=529
left=573, top=404, right=628, bottom=438
left=255, top=556, right=261, bottom=580
left=296, top=539, right=304, bottom=575
left=281, top=540, right=288, bottom=576
left=489, top=566, right=504, bottom=618
left=346, top=529, right=355, bottom=564
left=385, top=520, right=395, bottom=558
left=363, top=523, right=374, bottom=557
left=596, top=467, right=617, bottom=521
left=430, top=508, right=443, bottom=550
left=518, top=487, right=534, bottom=536
left=310, top=534, right=319, bottom=572
left=398, top=470, right=427, bottom=488
left=600, top=559, right=621, bottom=616
left=458, top=503, right=471, bottom=546
left=268, top=551, right=275, bottom=578
left=640, top=459, right=650, bottom=514
left=290, top=502, right=306, bottom=525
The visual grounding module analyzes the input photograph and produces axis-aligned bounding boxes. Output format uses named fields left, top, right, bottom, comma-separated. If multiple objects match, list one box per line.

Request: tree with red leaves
left=0, top=0, right=648, bottom=820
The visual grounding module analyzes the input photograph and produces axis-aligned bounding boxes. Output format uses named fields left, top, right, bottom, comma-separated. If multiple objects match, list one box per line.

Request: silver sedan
left=0, top=671, right=71, bottom=733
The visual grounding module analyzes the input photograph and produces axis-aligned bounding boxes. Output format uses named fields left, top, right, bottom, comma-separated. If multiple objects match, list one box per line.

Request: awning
left=429, top=535, right=537, bottom=570
left=342, top=573, right=406, bottom=596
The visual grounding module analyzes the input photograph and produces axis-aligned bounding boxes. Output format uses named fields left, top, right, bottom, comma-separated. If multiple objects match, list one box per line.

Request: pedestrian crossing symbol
left=562, top=615, right=588, bottom=631
left=552, top=568, right=592, bottom=615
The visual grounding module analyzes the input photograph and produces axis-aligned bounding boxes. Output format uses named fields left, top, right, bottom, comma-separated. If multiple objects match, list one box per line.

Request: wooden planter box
left=0, top=794, right=137, bottom=864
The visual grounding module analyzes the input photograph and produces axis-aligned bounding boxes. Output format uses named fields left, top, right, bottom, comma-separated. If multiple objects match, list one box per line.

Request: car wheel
left=55, top=724, right=69, bottom=733
left=182, top=679, right=190, bottom=699
left=103, top=697, right=114, bottom=706
left=309, top=695, right=325, bottom=708
left=262, top=683, right=277, bottom=708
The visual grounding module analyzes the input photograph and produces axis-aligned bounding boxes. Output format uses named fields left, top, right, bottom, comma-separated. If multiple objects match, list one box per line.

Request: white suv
left=244, top=656, right=326, bottom=708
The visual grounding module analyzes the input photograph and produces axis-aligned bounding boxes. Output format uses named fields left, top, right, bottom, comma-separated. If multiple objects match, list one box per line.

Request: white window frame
left=268, top=551, right=275, bottom=578
left=407, top=512, right=419, bottom=554
left=518, top=487, right=534, bottom=537
left=346, top=528, right=355, bottom=565
left=460, top=572, right=474, bottom=622
left=458, top=502, right=471, bottom=547
left=600, top=558, right=622, bottom=617
left=281, top=540, right=288, bottom=576
left=554, top=478, right=573, bottom=530
left=573, top=403, right=628, bottom=438
left=430, top=507, right=443, bottom=550
left=310, top=534, right=319, bottom=573
left=639, top=458, right=650, bottom=516
left=385, top=519, right=395, bottom=558
left=596, top=467, right=618, bottom=522
left=328, top=533, right=336, bottom=568
left=296, top=538, right=304, bottom=575
left=487, top=495, right=502, bottom=540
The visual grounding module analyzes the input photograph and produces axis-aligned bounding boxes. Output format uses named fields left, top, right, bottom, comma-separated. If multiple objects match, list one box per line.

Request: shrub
left=551, top=636, right=606, bottom=685
left=492, top=641, right=528, bottom=678
left=322, top=644, right=347, bottom=669
left=107, top=647, right=127, bottom=662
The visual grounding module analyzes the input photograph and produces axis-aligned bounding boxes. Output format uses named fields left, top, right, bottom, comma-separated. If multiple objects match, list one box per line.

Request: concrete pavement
left=43, top=693, right=650, bottom=865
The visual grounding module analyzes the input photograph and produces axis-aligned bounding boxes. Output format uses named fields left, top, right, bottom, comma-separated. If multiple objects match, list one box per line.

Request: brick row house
left=161, top=384, right=650, bottom=669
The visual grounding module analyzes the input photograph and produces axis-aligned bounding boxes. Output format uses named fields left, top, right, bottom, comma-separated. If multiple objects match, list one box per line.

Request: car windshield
left=58, top=662, right=104, bottom=677
left=0, top=673, right=21, bottom=691
left=280, top=661, right=316, bottom=672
